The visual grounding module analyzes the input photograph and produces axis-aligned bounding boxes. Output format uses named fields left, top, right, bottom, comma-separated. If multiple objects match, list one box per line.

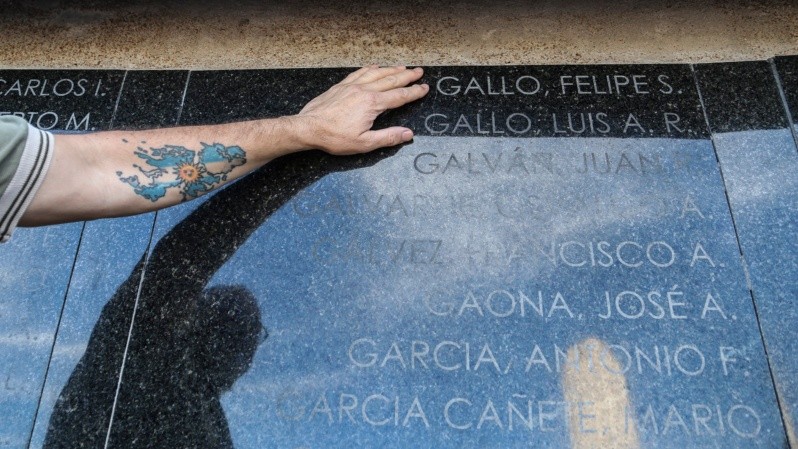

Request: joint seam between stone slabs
left=690, top=65, right=752, bottom=295
left=103, top=70, right=191, bottom=446
left=24, top=69, right=128, bottom=447
left=690, top=62, right=793, bottom=443
left=23, top=64, right=788, bottom=444
left=25, top=221, right=87, bottom=449
left=107, top=71, right=129, bottom=130
left=102, top=212, right=158, bottom=449
left=770, top=59, right=798, bottom=154
left=175, top=71, right=192, bottom=125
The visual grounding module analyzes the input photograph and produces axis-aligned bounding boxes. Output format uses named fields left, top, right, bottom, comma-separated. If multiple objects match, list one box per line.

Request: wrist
left=276, top=115, right=317, bottom=153
left=249, top=115, right=314, bottom=161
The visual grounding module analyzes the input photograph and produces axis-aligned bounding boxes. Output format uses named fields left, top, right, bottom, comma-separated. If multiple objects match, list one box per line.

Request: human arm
left=20, top=65, right=429, bottom=226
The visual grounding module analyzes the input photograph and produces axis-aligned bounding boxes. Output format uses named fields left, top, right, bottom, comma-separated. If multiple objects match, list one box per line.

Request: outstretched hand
left=18, top=65, right=429, bottom=228
left=294, top=65, right=429, bottom=155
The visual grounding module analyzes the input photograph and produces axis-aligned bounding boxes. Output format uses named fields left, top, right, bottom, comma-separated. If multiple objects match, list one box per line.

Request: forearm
left=17, top=65, right=428, bottom=227
left=21, top=116, right=308, bottom=225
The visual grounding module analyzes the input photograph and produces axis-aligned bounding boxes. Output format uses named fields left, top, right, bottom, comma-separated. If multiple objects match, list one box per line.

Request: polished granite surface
left=696, top=60, right=798, bottom=444
left=0, top=70, right=124, bottom=449
left=775, top=56, right=798, bottom=137
left=0, top=61, right=796, bottom=448
left=27, top=71, right=188, bottom=449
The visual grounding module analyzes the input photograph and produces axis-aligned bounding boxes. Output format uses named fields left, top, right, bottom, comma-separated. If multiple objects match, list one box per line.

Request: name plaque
left=99, top=66, right=783, bottom=448
left=0, top=71, right=123, bottom=132
left=1, top=64, right=794, bottom=449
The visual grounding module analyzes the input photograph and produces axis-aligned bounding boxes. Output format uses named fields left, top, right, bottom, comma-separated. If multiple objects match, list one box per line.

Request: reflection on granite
left=712, top=129, right=798, bottom=444
left=93, top=65, right=786, bottom=448
left=28, top=71, right=187, bottom=448
left=0, top=70, right=125, bottom=449
left=0, top=224, right=83, bottom=448
left=31, top=215, right=153, bottom=449
left=202, top=136, right=782, bottom=448
left=696, top=61, right=798, bottom=445
left=2, top=62, right=797, bottom=448
left=102, top=150, right=386, bottom=447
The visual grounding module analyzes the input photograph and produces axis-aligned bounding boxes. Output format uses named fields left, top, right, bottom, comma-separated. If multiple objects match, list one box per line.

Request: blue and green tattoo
left=117, top=141, right=247, bottom=202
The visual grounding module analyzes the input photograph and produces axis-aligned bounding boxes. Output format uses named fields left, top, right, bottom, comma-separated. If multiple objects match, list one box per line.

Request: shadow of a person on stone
left=42, top=146, right=402, bottom=448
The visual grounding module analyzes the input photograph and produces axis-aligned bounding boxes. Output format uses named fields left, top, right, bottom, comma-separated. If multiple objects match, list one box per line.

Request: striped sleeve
left=0, top=124, right=54, bottom=242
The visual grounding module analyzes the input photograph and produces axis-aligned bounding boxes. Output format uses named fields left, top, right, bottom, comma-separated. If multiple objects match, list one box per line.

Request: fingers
left=351, top=65, right=407, bottom=84
left=309, top=65, right=429, bottom=155
left=360, top=127, right=414, bottom=151
left=377, top=83, right=430, bottom=110
left=341, top=65, right=426, bottom=93
left=340, top=65, right=377, bottom=84
left=367, top=67, right=425, bottom=92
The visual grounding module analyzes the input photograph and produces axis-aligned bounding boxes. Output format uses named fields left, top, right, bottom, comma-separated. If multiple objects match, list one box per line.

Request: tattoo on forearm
left=116, top=142, right=247, bottom=202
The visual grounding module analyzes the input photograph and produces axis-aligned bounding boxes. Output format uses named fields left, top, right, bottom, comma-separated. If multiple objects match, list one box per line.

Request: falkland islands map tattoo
left=116, top=142, right=247, bottom=202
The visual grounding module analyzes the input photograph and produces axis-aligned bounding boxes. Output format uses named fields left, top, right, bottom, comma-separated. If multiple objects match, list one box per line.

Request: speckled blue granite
left=696, top=61, right=798, bottom=445
left=27, top=215, right=152, bottom=449
left=99, top=67, right=786, bottom=448
left=0, top=70, right=124, bottom=449
left=26, top=71, right=188, bottom=449
left=0, top=224, right=83, bottom=448
left=4, top=64, right=797, bottom=449
left=215, top=136, right=784, bottom=448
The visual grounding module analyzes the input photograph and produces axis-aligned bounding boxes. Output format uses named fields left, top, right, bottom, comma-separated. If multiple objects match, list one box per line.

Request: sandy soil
left=0, top=0, right=796, bottom=68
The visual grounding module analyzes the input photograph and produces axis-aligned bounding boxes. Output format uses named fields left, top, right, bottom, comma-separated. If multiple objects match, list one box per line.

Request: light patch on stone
left=562, top=337, right=639, bottom=449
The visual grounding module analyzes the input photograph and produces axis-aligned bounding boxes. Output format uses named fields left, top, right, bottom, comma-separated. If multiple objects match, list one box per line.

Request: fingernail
left=414, top=67, right=423, bottom=72
left=402, top=130, right=413, bottom=141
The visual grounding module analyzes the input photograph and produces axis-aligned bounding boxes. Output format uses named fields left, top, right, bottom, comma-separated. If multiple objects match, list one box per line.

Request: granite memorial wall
left=1, top=59, right=797, bottom=448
